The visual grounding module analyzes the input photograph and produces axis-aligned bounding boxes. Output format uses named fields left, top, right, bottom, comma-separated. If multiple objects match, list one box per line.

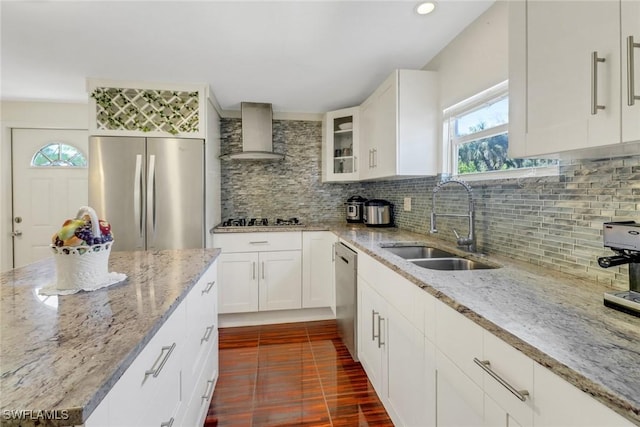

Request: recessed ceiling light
left=416, top=2, right=436, bottom=15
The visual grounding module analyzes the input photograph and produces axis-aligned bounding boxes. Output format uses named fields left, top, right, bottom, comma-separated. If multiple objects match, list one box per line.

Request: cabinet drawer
left=435, top=300, right=483, bottom=387
left=482, top=331, right=534, bottom=425
left=108, top=301, right=186, bottom=426
left=214, top=231, right=302, bottom=253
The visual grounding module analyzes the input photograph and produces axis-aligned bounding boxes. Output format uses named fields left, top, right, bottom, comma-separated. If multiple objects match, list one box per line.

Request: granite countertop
left=213, top=223, right=640, bottom=424
left=0, top=248, right=220, bottom=427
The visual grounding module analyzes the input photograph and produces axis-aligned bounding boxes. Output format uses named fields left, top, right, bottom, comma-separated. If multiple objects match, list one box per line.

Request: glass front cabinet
left=322, top=107, right=359, bottom=182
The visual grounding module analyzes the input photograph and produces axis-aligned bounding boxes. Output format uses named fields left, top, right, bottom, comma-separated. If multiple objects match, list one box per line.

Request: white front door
left=11, top=129, right=88, bottom=268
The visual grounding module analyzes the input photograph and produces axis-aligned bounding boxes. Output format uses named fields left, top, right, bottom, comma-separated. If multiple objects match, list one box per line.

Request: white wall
left=423, top=1, right=508, bottom=110
left=0, top=101, right=89, bottom=271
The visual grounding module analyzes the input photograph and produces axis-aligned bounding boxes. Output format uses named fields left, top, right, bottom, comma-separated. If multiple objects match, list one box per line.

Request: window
left=443, top=81, right=557, bottom=178
left=31, top=142, right=87, bottom=167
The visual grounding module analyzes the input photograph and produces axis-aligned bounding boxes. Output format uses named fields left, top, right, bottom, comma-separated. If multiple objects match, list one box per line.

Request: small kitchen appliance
left=219, top=217, right=303, bottom=228
left=363, top=199, right=393, bottom=227
left=345, top=196, right=366, bottom=223
left=597, top=221, right=640, bottom=316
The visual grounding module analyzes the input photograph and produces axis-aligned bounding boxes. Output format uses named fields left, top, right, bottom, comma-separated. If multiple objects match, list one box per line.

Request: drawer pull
left=249, top=240, right=269, bottom=244
left=377, top=315, right=385, bottom=348
left=201, top=379, right=215, bottom=401
left=473, top=358, right=529, bottom=402
left=145, top=343, right=176, bottom=379
left=202, top=280, right=215, bottom=295
left=201, top=325, right=214, bottom=343
left=160, top=417, right=174, bottom=427
left=371, top=310, right=379, bottom=341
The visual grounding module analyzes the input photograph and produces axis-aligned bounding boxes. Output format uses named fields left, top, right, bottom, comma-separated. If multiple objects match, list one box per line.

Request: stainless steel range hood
left=223, top=102, right=284, bottom=160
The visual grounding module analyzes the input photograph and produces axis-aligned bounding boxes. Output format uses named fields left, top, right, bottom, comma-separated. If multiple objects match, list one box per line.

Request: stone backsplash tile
left=220, top=118, right=639, bottom=290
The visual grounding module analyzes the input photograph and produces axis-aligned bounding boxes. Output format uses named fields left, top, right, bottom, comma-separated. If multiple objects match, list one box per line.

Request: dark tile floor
left=204, top=320, right=394, bottom=426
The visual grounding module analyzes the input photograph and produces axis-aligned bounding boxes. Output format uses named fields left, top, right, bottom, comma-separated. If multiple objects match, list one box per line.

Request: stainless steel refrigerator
left=89, top=136, right=204, bottom=251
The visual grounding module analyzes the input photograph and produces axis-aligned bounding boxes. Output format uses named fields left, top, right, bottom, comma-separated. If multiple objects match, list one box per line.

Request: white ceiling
left=1, top=1, right=494, bottom=114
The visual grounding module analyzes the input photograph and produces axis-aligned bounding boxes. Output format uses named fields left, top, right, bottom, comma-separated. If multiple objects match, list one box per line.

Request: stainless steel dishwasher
left=335, top=242, right=358, bottom=361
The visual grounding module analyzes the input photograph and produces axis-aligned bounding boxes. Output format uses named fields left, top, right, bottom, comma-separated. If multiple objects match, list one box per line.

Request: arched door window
left=31, top=142, right=87, bottom=167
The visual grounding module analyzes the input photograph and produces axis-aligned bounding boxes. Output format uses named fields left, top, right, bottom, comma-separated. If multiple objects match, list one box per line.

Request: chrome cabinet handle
left=354, top=155, right=358, bottom=172
left=262, top=261, right=265, bottom=279
left=201, top=379, right=215, bottom=401
left=202, top=280, right=215, bottom=295
left=473, top=358, right=530, bottom=402
left=201, top=325, right=214, bottom=344
left=377, top=316, right=385, bottom=348
left=160, top=417, right=174, bottom=427
left=252, top=262, right=256, bottom=280
left=371, top=310, right=379, bottom=341
left=591, top=51, right=606, bottom=115
left=144, top=343, right=176, bottom=379
left=372, top=148, right=377, bottom=168
left=249, top=241, right=269, bottom=244
left=628, top=36, right=640, bottom=106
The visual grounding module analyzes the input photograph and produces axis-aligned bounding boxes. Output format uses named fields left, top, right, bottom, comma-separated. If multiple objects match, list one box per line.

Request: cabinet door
left=436, top=349, right=484, bottom=427
left=359, top=99, right=374, bottom=180
left=259, top=250, right=302, bottom=311
left=218, top=252, right=259, bottom=313
left=357, top=276, right=385, bottom=394
left=385, top=304, right=435, bottom=427
left=302, top=232, right=337, bottom=309
left=525, top=1, right=621, bottom=155
left=323, top=107, right=359, bottom=182
left=622, top=0, right=640, bottom=143
left=371, top=74, right=398, bottom=179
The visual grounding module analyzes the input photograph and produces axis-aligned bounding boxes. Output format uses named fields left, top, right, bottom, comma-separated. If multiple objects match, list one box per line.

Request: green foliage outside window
left=457, top=132, right=556, bottom=174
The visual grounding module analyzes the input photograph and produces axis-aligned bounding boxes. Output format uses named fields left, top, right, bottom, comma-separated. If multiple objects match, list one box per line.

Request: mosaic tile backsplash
left=220, top=118, right=639, bottom=289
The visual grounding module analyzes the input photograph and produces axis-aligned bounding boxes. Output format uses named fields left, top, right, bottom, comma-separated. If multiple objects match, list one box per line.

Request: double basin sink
left=382, top=245, right=497, bottom=271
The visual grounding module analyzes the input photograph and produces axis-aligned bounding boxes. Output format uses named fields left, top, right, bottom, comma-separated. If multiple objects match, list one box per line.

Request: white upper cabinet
left=509, top=1, right=640, bottom=157
left=358, top=69, right=439, bottom=180
left=322, top=107, right=360, bottom=182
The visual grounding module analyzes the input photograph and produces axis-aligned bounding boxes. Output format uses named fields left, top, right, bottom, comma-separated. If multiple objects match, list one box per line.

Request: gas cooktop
left=220, top=217, right=304, bottom=227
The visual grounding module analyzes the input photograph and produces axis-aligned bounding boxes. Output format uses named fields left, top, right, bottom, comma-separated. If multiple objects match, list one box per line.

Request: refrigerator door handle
left=134, top=154, right=143, bottom=238
left=147, top=154, right=157, bottom=244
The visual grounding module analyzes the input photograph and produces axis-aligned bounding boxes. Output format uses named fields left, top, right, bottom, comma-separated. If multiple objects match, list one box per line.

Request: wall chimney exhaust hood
left=221, top=102, right=284, bottom=160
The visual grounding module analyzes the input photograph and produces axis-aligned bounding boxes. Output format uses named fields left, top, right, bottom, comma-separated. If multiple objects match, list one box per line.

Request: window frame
left=30, top=142, right=88, bottom=168
left=442, top=81, right=558, bottom=181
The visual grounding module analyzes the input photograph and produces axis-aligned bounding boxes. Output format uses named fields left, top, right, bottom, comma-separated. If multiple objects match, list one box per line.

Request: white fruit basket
left=42, top=206, right=125, bottom=295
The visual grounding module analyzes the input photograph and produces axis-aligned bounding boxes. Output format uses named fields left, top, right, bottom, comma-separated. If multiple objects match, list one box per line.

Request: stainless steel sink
left=383, top=245, right=455, bottom=259
left=410, top=257, right=496, bottom=271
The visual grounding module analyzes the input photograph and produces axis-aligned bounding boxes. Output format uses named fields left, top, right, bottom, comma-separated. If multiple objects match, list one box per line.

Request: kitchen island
left=0, top=248, right=220, bottom=427
left=213, top=222, right=640, bottom=425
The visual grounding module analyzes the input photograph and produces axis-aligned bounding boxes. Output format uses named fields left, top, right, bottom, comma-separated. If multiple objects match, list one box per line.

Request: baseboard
left=218, top=307, right=336, bottom=328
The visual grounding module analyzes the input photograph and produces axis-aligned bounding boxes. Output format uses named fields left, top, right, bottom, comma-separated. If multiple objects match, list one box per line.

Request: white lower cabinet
left=435, top=300, right=534, bottom=427
left=435, top=348, right=484, bottom=427
left=85, top=260, right=219, bottom=427
left=302, top=231, right=337, bottom=309
left=355, top=250, right=634, bottom=427
left=533, top=363, right=635, bottom=427
left=358, top=276, right=386, bottom=395
left=214, top=232, right=302, bottom=314
left=358, top=274, right=435, bottom=427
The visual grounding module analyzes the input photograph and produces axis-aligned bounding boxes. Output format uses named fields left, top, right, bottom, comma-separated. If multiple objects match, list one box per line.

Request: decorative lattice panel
left=91, top=88, right=200, bottom=135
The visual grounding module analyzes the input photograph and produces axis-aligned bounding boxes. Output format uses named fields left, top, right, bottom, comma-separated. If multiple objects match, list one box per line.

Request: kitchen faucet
left=430, top=178, right=476, bottom=252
